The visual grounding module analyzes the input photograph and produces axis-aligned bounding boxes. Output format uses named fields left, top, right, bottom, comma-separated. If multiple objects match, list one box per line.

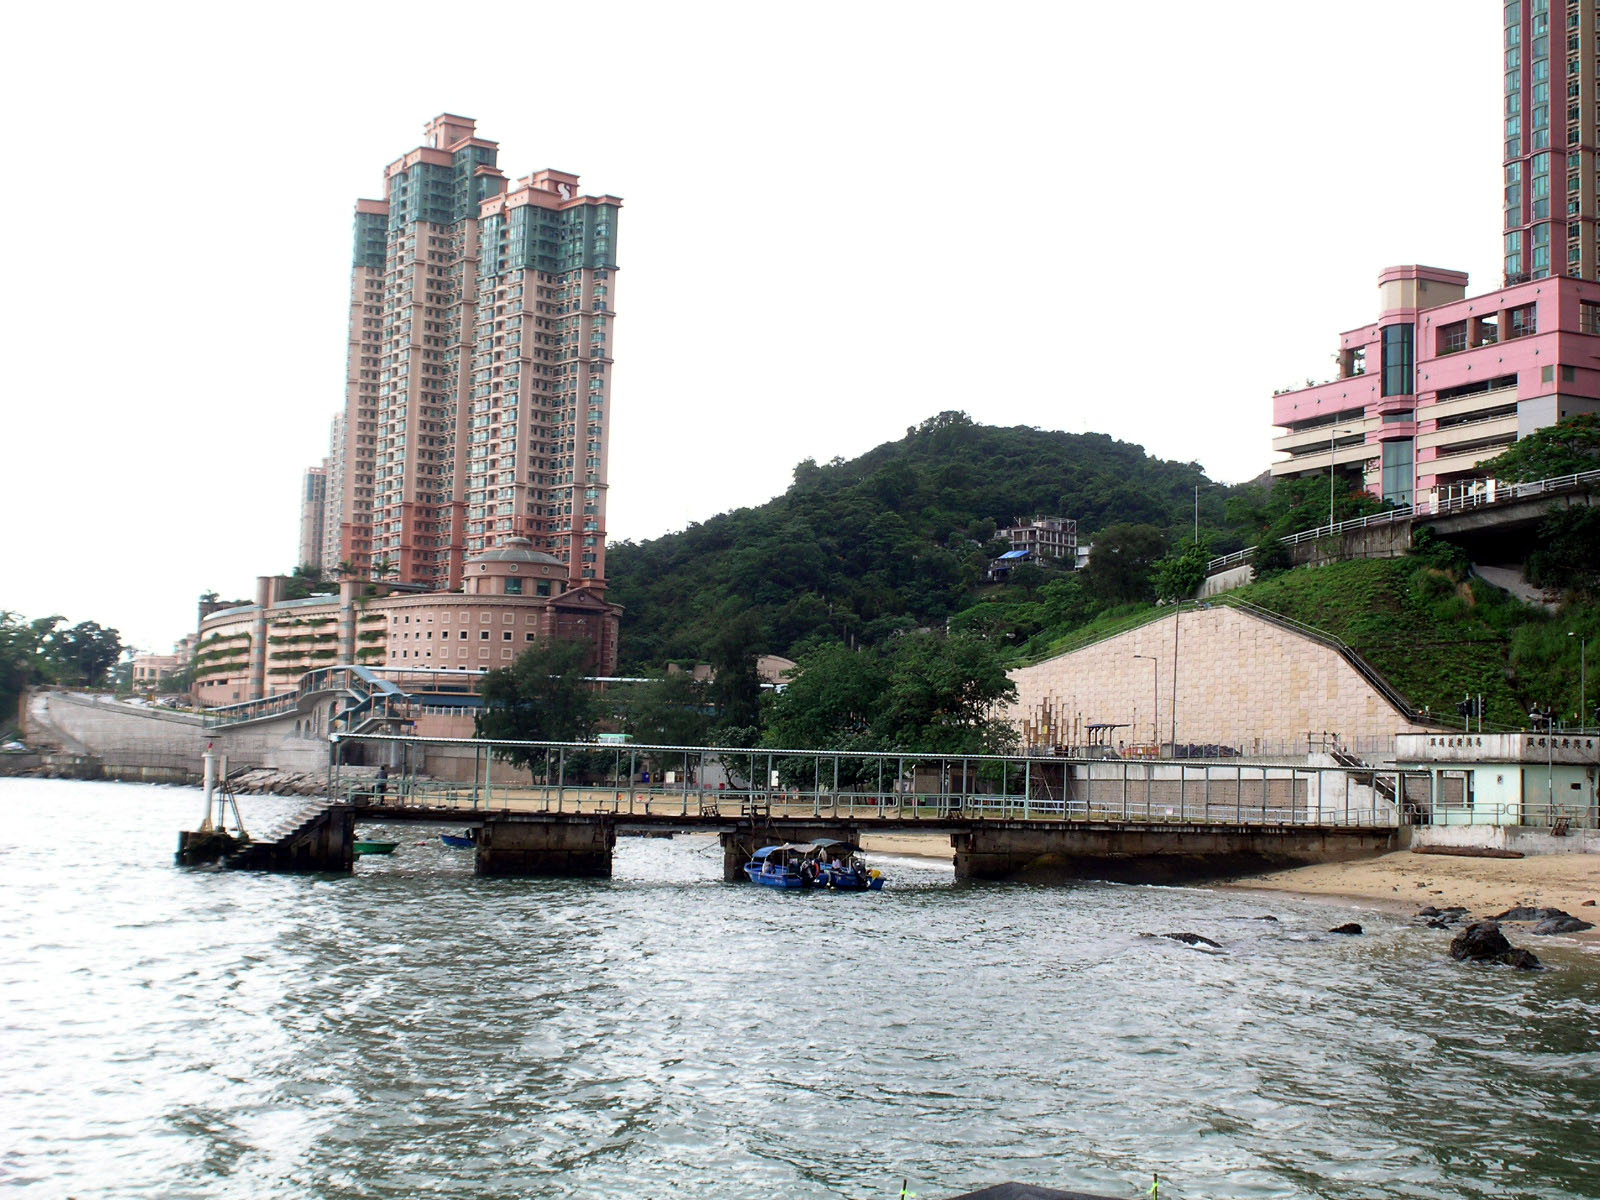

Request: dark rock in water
left=1328, top=923, right=1363, bottom=935
left=1494, top=906, right=1562, bottom=921
left=1426, top=919, right=1450, bottom=929
left=1252, top=915, right=1280, bottom=922
left=1417, top=906, right=1443, bottom=917
left=1531, top=915, right=1595, bottom=935
left=1450, top=920, right=1541, bottom=968
left=1451, top=921, right=1511, bottom=961
left=1142, top=932, right=1222, bottom=948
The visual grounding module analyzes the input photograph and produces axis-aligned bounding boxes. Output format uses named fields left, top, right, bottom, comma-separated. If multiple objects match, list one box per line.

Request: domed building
left=193, top=537, right=621, bottom=706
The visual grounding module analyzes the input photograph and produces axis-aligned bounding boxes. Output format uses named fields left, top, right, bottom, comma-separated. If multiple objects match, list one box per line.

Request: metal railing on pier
left=330, top=733, right=1411, bottom=829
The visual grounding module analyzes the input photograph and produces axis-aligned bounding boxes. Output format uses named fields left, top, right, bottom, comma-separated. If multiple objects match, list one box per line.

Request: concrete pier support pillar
left=476, top=815, right=615, bottom=877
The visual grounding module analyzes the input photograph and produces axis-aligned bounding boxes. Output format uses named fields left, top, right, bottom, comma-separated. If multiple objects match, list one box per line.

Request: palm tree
left=371, top=557, right=399, bottom=581
left=335, top=560, right=359, bottom=581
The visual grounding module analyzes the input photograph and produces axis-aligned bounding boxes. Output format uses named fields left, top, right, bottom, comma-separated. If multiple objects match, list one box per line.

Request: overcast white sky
left=3, top=1, right=1503, bottom=653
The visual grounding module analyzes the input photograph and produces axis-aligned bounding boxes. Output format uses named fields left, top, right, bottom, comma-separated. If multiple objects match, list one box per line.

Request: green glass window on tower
left=1381, top=324, right=1414, bottom=397
left=1381, top=440, right=1414, bottom=507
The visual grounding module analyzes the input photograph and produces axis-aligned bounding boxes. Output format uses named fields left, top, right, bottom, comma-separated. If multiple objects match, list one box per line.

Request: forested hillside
left=607, top=412, right=1245, bottom=668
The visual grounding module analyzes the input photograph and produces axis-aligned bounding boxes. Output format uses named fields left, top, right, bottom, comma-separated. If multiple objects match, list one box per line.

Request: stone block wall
left=1007, top=606, right=1429, bottom=756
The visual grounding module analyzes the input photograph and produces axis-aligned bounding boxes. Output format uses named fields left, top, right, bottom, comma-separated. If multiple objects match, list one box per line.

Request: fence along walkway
left=332, top=733, right=1406, bottom=828
left=1206, top=464, right=1600, bottom=576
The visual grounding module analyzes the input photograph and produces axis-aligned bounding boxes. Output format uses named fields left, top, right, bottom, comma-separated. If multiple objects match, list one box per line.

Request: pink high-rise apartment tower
left=329, top=115, right=620, bottom=592
left=1271, top=3, right=1600, bottom=505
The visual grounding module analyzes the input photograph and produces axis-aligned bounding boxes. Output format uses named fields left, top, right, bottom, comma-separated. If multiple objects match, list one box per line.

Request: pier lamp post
left=1328, top=426, right=1359, bottom=530
left=1133, top=654, right=1158, bottom=745
left=1570, top=631, right=1587, bottom=732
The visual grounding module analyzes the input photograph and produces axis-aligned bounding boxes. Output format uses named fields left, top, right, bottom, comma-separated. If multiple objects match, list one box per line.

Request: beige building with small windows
left=193, top=538, right=619, bottom=705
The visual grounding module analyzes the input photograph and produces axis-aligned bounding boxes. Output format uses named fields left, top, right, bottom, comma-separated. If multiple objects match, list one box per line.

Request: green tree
left=1253, top=535, right=1293, bottom=579
left=1526, top=507, right=1600, bottom=597
left=45, top=621, right=123, bottom=687
left=620, top=672, right=712, bottom=749
left=764, top=632, right=1017, bottom=757
left=705, top=604, right=764, bottom=742
left=0, top=612, right=51, bottom=727
left=476, top=638, right=596, bottom=767
left=763, top=643, right=889, bottom=752
left=1481, top=413, right=1600, bottom=482
left=1083, top=523, right=1168, bottom=603
left=1007, top=562, right=1047, bottom=598
left=876, top=632, right=1019, bottom=755
left=1152, top=542, right=1211, bottom=602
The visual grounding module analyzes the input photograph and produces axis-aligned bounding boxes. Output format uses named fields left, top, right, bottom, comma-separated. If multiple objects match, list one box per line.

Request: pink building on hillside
left=1272, top=266, right=1600, bottom=504
left=1274, top=3, right=1600, bottom=503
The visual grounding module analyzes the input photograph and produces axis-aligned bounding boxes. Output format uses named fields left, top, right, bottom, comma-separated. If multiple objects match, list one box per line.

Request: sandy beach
left=860, top=833, right=1599, bottom=935
left=861, top=832, right=955, bottom=864
left=1216, top=849, right=1600, bottom=923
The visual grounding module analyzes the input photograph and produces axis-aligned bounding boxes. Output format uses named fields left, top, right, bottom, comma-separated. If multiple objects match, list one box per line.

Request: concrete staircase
left=226, top=799, right=354, bottom=872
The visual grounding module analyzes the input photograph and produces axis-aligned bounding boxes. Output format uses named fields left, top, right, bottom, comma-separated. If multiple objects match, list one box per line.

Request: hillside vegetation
left=609, top=412, right=1265, bottom=669
left=608, top=412, right=1594, bottom=730
left=1025, top=557, right=1593, bottom=729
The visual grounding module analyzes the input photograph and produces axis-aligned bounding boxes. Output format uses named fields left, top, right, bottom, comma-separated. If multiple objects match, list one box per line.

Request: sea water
left=2, top=778, right=1596, bottom=1199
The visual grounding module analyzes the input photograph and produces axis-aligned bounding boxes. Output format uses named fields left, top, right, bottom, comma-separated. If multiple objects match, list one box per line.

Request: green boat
left=353, top=840, right=398, bottom=856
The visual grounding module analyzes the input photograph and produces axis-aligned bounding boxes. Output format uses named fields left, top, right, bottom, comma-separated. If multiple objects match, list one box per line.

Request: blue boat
left=810, top=839, right=886, bottom=891
left=439, top=832, right=476, bottom=849
left=744, top=844, right=817, bottom=888
left=743, top=841, right=885, bottom=891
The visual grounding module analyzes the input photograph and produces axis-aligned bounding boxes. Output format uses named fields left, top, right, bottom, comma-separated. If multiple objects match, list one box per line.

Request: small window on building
left=459, top=630, right=468, bottom=640
left=1542, top=364, right=1555, bottom=382
left=480, top=630, right=490, bottom=640
left=1562, top=364, right=1577, bottom=381
left=503, top=631, right=513, bottom=641
left=1438, top=320, right=1469, bottom=355
left=505, top=577, right=523, bottom=594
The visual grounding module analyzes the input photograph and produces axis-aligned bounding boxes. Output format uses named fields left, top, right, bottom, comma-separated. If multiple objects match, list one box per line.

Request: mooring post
left=200, top=747, right=218, bottom=831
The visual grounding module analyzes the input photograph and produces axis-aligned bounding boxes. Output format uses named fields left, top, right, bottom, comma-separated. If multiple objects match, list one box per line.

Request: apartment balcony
left=1419, top=436, right=1518, bottom=479
left=1421, top=383, right=1520, bottom=424
left=1419, top=413, right=1520, bottom=453
left=1269, top=437, right=1374, bottom=478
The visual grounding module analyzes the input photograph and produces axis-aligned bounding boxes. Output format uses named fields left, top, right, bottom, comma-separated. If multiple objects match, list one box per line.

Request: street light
left=1133, top=654, right=1158, bottom=746
left=1570, top=631, right=1587, bottom=732
left=1531, top=704, right=1556, bottom=823
left=1328, top=425, right=1359, bottom=530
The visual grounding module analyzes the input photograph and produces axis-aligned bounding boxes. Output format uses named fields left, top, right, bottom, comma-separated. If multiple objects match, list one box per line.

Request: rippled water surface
left=2, top=779, right=1597, bottom=1199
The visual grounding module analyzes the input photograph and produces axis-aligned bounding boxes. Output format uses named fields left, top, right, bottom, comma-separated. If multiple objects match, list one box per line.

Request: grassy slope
left=1022, top=558, right=1545, bottom=727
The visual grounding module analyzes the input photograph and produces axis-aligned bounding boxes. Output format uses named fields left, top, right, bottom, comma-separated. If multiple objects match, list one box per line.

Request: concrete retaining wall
left=1410, top=824, right=1600, bottom=855
left=25, top=692, right=331, bottom=778
left=1008, top=606, right=1428, bottom=755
